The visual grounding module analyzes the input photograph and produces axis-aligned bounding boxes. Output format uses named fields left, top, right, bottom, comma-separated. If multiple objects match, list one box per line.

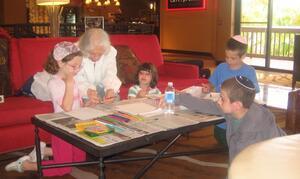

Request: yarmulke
left=232, top=35, right=248, bottom=45
left=53, top=41, right=80, bottom=61
left=235, top=76, right=255, bottom=91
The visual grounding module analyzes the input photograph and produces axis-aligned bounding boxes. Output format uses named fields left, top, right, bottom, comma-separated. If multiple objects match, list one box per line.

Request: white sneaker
left=5, top=155, right=30, bottom=173
left=28, top=141, right=46, bottom=162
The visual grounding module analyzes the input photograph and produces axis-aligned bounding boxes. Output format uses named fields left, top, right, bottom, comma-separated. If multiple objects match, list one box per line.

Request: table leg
left=99, top=157, right=105, bottom=179
left=134, top=134, right=182, bottom=179
left=35, top=126, right=43, bottom=178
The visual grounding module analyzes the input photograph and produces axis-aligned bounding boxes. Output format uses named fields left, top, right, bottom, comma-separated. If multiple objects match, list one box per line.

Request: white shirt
left=76, top=46, right=121, bottom=97
left=31, top=70, right=52, bottom=101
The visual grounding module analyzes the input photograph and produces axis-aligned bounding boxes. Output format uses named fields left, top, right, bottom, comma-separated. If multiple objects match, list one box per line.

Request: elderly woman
left=76, top=28, right=121, bottom=104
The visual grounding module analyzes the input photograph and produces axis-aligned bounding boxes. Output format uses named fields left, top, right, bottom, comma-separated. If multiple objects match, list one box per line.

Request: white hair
left=78, top=28, right=111, bottom=56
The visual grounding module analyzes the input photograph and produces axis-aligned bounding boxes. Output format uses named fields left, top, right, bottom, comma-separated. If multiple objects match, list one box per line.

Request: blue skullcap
left=235, top=76, right=255, bottom=91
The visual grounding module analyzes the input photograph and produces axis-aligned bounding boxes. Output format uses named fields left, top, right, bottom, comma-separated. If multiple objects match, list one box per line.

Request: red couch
left=0, top=34, right=207, bottom=154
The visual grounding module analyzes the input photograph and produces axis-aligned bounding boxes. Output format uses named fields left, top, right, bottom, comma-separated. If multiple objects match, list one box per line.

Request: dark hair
left=135, top=62, right=158, bottom=88
left=44, top=51, right=82, bottom=75
left=226, top=37, right=248, bottom=57
left=221, top=76, right=255, bottom=108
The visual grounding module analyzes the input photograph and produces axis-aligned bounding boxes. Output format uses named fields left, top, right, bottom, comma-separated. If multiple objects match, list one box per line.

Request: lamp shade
left=36, top=0, right=70, bottom=6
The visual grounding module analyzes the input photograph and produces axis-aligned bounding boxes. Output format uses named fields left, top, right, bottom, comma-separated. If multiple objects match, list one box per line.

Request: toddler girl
left=128, top=63, right=161, bottom=99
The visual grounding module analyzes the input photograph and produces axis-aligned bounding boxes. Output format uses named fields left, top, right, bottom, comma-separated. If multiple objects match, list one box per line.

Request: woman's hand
left=103, top=89, right=115, bottom=104
left=87, top=88, right=100, bottom=104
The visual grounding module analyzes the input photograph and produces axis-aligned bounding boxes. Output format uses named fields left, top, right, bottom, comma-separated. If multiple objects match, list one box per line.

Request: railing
left=241, top=26, right=300, bottom=60
left=0, top=22, right=155, bottom=38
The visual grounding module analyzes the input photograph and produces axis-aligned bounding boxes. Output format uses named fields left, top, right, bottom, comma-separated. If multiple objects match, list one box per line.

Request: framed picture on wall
left=84, top=16, right=104, bottom=31
left=166, top=0, right=206, bottom=11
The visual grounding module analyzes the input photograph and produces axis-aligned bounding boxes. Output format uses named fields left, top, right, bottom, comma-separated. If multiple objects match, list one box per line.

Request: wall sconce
left=36, top=0, right=70, bottom=37
left=149, top=1, right=156, bottom=12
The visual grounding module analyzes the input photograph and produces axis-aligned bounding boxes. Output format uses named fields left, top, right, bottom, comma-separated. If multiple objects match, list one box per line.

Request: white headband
left=53, top=41, right=80, bottom=61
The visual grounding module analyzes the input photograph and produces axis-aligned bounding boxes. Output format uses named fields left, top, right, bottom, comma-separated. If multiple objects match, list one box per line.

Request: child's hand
left=158, top=95, right=166, bottom=108
left=63, top=70, right=75, bottom=84
left=137, top=87, right=150, bottom=98
left=202, top=83, right=211, bottom=93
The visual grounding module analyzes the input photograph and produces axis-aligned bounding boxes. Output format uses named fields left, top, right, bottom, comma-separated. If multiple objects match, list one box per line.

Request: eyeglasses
left=66, top=63, right=83, bottom=71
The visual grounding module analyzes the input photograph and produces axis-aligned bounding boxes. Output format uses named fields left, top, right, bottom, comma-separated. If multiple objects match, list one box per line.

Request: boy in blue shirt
left=203, top=35, right=259, bottom=93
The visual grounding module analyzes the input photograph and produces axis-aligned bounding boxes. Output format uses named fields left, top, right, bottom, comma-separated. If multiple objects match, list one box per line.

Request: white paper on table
left=181, top=86, right=220, bottom=102
left=65, top=107, right=110, bottom=120
left=114, top=102, right=159, bottom=116
left=35, top=112, right=69, bottom=121
left=144, top=115, right=198, bottom=130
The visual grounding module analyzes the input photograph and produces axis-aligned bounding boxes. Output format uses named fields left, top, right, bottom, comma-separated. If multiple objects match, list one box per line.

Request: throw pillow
left=15, top=76, right=34, bottom=97
left=115, top=45, right=140, bottom=84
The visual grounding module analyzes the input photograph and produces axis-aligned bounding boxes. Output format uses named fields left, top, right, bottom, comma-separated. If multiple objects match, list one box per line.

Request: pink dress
left=43, top=75, right=86, bottom=176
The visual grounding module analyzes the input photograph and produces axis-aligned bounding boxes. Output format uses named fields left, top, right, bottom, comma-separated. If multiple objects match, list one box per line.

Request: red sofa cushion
left=0, top=96, right=53, bottom=127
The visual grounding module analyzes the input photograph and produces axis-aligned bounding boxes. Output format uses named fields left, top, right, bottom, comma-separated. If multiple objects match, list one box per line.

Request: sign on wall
left=84, top=16, right=104, bottom=31
left=167, top=0, right=206, bottom=11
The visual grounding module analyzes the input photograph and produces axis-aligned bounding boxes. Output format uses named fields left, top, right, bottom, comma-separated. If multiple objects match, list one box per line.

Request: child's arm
left=128, top=86, right=138, bottom=99
left=61, top=77, right=75, bottom=112
left=175, top=93, right=223, bottom=116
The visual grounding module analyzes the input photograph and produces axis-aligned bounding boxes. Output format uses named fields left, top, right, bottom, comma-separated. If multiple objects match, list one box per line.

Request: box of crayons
left=75, top=120, right=112, bottom=137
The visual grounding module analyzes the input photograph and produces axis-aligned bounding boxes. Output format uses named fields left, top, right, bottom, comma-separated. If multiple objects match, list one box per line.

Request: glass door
left=240, top=0, right=300, bottom=71
left=269, top=0, right=300, bottom=70
left=240, top=0, right=270, bottom=68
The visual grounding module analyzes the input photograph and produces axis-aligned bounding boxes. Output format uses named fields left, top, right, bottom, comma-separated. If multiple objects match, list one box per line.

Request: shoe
left=29, top=141, right=46, bottom=162
left=5, top=155, right=30, bottom=173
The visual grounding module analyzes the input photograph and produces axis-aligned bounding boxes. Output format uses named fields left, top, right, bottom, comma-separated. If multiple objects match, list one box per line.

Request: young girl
left=5, top=41, right=94, bottom=176
left=128, top=63, right=161, bottom=99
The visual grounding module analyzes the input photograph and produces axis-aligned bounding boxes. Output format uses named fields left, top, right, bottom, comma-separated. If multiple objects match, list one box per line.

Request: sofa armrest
left=161, top=62, right=199, bottom=78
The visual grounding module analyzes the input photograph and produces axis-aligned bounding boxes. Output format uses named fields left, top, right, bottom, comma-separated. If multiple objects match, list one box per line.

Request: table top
left=32, top=99, right=224, bottom=158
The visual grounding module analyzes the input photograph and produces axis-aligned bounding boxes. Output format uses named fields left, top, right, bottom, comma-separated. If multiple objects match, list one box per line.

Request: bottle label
left=165, top=91, right=175, bottom=103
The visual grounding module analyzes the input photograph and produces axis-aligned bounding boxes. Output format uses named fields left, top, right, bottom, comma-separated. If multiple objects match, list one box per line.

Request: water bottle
left=164, top=82, right=175, bottom=114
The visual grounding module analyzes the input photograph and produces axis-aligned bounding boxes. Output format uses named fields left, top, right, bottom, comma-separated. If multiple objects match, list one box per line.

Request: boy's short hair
left=221, top=76, right=256, bottom=108
left=226, top=35, right=248, bottom=57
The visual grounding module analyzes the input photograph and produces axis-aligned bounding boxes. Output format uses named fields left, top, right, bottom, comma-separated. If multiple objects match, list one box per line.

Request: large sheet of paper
left=114, top=102, right=160, bottom=116
left=65, top=107, right=111, bottom=120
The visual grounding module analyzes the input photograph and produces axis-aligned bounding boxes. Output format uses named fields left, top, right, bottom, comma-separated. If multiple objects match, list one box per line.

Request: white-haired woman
left=76, top=28, right=121, bottom=104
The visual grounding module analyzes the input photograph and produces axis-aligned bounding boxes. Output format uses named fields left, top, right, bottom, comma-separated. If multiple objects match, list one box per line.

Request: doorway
left=237, top=0, right=300, bottom=72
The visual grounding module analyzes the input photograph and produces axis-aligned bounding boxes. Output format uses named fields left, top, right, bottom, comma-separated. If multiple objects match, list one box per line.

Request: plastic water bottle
left=164, top=82, right=175, bottom=114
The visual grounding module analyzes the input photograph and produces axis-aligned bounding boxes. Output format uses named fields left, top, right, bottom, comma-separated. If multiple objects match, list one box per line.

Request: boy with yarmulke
left=175, top=76, right=286, bottom=163
left=203, top=35, right=260, bottom=93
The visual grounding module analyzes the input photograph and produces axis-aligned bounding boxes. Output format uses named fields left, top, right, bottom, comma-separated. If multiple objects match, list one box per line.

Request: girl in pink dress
left=5, top=41, right=95, bottom=176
